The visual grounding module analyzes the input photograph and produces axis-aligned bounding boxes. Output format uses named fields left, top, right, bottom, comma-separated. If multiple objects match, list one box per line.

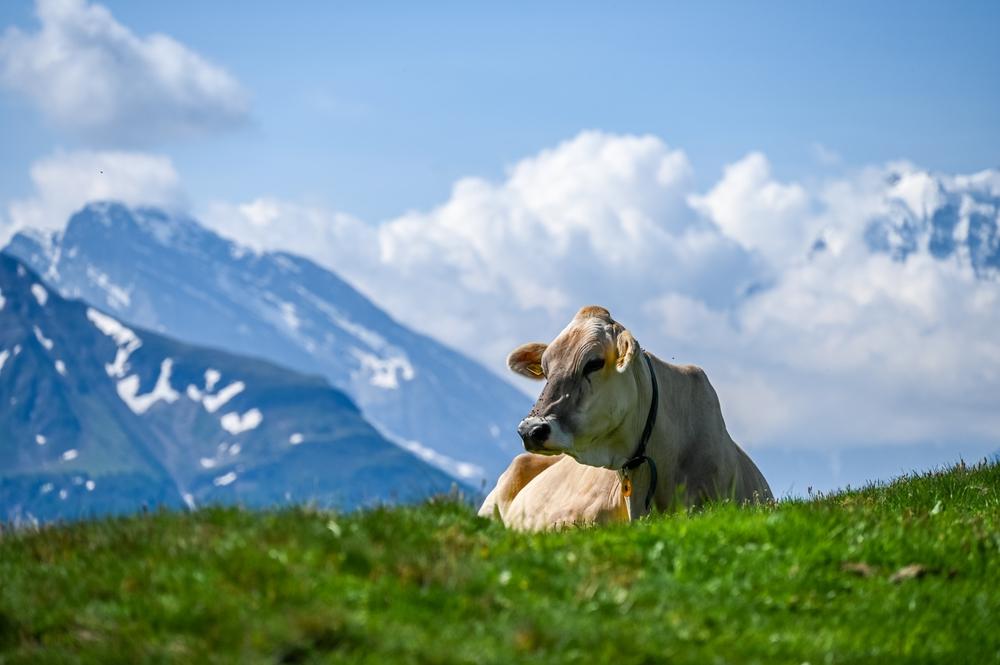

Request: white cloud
left=197, top=131, right=1000, bottom=454
left=203, top=131, right=757, bottom=369
left=689, top=152, right=813, bottom=265
left=0, top=0, right=248, bottom=144
left=202, top=198, right=379, bottom=279
left=7, top=131, right=996, bottom=455
left=2, top=150, right=182, bottom=245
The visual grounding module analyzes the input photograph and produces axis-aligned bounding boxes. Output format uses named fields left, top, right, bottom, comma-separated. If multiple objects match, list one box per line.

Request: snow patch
left=86, top=480, right=96, bottom=491
left=58, top=489, right=68, bottom=500
left=279, top=301, right=300, bottom=330
left=40, top=482, right=53, bottom=494
left=31, top=283, right=48, bottom=306
left=43, top=243, right=62, bottom=282
left=204, top=369, right=221, bottom=391
left=33, top=325, right=54, bottom=350
left=199, top=457, right=217, bottom=469
left=117, top=358, right=181, bottom=414
left=228, top=443, right=241, bottom=456
left=87, top=308, right=142, bottom=377
left=298, top=289, right=389, bottom=350
left=203, top=381, right=244, bottom=413
left=187, top=370, right=243, bottom=413
left=35, top=434, right=46, bottom=445
left=0, top=288, right=5, bottom=310
left=0, top=349, right=8, bottom=374
left=289, top=432, right=304, bottom=445
left=54, top=359, right=67, bottom=375
left=375, top=424, right=483, bottom=480
left=351, top=349, right=415, bottom=389
left=220, top=409, right=262, bottom=434
left=213, top=472, right=238, bottom=487
left=61, top=449, right=78, bottom=461
left=182, top=492, right=195, bottom=509
left=396, top=438, right=482, bottom=480
left=85, top=265, right=132, bottom=309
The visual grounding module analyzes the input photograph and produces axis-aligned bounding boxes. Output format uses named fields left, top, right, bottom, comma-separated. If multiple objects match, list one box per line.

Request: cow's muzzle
left=517, top=418, right=551, bottom=453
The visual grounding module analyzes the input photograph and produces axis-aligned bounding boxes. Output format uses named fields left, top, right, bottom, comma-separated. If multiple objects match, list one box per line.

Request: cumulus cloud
left=7, top=132, right=992, bottom=456
left=0, top=0, right=249, bottom=144
left=657, top=160, right=1000, bottom=447
left=2, top=150, right=182, bottom=244
left=202, top=197, right=379, bottom=283
left=203, top=132, right=759, bottom=368
left=197, top=131, right=1000, bottom=454
left=688, top=152, right=813, bottom=265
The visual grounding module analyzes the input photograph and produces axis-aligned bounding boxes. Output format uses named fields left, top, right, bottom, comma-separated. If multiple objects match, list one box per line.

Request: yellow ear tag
left=622, top=477, right=632, bottom=498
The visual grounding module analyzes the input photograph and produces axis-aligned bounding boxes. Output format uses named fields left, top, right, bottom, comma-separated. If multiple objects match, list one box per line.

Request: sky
left=0, top=0, right=999, bottom=460
left=1, top=1, right=998, bottom=220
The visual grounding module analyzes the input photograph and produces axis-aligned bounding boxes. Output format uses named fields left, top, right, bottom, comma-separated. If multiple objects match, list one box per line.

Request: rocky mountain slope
left=7, top=202, right=528, bottom=485
left=0, top=253, right=456, bottom=523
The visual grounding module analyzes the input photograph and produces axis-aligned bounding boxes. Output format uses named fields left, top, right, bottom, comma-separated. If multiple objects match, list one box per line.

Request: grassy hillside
left=1, top=461, right=998, bottom=664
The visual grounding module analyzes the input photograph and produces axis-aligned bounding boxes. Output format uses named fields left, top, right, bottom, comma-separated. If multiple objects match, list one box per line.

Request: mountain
left=0, top=253, right=457, bottom=524
left=858, top=171, right=1000, bottom=275
left=6, top=202, right=529, bottom=485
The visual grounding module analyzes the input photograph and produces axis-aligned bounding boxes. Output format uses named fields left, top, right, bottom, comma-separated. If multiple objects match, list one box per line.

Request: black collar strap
left=621, top=351, right=659, bottom=513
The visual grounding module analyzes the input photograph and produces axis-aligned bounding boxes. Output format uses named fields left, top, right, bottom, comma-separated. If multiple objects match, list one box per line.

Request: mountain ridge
left=0, top=252, right=458, bottom=523
left=6, top=202, right=528, bottom=484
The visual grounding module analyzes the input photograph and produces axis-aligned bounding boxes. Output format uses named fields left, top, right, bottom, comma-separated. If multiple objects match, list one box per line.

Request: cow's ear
left=507, top=343, right=548, bottom=379
left=615, top=327, right=637, bottom=373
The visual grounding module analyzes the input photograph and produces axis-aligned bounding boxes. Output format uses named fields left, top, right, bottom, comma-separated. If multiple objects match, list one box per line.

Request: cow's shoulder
left=477, top=453, right=563, bottom=520
left=504, top=456, right=627, bottom=531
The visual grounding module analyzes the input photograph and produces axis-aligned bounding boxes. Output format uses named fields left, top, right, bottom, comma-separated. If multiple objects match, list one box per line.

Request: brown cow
left=481, top=305, right=771, bottom=530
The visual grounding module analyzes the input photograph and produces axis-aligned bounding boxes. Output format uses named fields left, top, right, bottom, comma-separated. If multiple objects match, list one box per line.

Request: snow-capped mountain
left=856, top=171, right=1000, bottom=274
left=5, top=202, right=529, bottom=485
left=0, top=253, right=456, bottom=523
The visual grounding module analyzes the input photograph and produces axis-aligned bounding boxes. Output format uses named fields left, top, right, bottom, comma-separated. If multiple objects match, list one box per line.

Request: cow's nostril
left=517, top=420, right=552, bottom=450
left=527, top=423, right=550, bottom=444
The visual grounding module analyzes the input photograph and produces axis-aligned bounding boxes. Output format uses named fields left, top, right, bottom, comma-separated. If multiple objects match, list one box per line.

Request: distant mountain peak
left=1, top=252, right=457, bottom=523
left=859, top=172, right=1000, bottom=276
left=6, top=202, right=528, bottom=485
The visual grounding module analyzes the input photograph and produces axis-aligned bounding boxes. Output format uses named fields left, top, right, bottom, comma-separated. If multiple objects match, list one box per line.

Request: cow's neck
left=621, top=351, right=669, bottom=518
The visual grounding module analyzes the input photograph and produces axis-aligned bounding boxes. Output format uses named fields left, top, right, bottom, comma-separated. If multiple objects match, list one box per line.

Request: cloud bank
left=200, top=132, right=1000, bottom=452
left=2, top=150, right=182, bottom=245
left=0, top=0, right=248, bottom=144
left=6, top=133, right=998, bottom=455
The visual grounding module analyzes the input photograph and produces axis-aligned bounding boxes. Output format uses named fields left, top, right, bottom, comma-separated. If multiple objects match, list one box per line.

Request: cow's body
left=480, top=306, right=772, bottom=531
left=478, top=453, right=626, bottom=531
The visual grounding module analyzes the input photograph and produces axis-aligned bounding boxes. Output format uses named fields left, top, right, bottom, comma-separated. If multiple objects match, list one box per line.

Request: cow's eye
left=582, top=358, right=605, bottom=376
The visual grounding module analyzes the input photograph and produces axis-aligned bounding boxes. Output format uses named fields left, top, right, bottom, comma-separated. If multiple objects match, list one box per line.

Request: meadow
left=1, top=461, right=997, bottom=664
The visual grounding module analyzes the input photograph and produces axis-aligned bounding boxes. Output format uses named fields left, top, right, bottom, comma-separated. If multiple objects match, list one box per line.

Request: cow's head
left=508, top=306, right=645, bottom=469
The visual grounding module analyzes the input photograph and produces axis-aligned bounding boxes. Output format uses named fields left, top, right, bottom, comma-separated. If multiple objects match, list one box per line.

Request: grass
left=1, top=461, right=998, bottom=664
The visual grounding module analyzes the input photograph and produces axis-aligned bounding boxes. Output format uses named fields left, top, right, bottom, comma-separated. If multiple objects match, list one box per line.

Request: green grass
left=1, top=461, right=998, bottom=664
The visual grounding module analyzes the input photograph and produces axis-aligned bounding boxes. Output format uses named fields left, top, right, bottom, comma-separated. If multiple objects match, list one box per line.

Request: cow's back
left=657, top=358, right=774, bottom=504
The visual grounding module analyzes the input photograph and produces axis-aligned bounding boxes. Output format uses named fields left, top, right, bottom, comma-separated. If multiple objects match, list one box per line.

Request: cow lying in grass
left=480, top=305, right=772, bottom=531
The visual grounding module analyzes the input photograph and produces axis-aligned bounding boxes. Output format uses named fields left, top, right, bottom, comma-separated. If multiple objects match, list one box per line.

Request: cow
left=480, top=305, right=772, bottom=530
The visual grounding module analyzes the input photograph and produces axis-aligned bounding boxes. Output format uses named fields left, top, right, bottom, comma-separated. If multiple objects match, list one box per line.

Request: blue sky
left=1, top=0, right=999, bottom=464
left=1, top=1, right=998, bottom=221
